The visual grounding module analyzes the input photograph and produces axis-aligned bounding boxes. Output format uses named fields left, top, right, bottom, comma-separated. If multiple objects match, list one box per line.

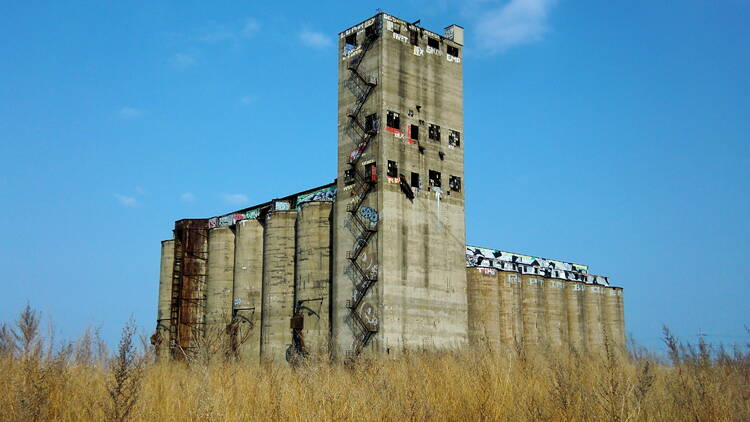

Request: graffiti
left=426, top=46, right=443, bottom=56
left=478, top=268, right=496, bottom=276
left=447, top=54, right=461, bottom=64
left=361, top=303, right=379, bottom=330
left=413, top=46, right=424, bottom=56
left=340, top=18, right=375, bottom=39
left=359, top=206, right=379, bottom=223
left=274, top=201, right=290, bottom=211
left=296, top=186, right=337, bottom=207
left=218, top=215, right=233, bottom=227
left=245, top=209, right=260, bottom=220
left=208, top=218, right=218, bottom=229
left=392, top=32, right=408, bottom=44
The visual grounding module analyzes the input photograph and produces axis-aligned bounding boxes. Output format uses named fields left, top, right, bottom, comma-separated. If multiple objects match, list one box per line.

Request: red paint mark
left=386, top=127, right=402, bottom=135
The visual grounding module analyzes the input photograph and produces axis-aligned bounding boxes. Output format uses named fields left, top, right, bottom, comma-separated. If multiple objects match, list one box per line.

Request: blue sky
left=1, top=1, right=748, bottom=350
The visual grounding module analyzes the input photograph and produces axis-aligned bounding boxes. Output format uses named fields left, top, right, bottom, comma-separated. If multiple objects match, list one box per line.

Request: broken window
left=393, top=23, right=401, bottom=34
left=410, top=30, right=419, bottom=45
left=365, top=24, right=376, bottom=39
left=428, top=170, right=441, bottom=188
left=428, top=124, right=441, bottom=141
left=447, top=45, right=459, bottom=57
left=344, top=169, right=355, bottom=186
left=387, top=160, right=398, bottom=178
left=365, top=162, right=378, bottom=183
left=345, top=33, right=357, bottom=54
left=449, top=175, right=462, bottom=192
left=386, top=110, right=400, bottom=130
left=428, top=37, right=440, bottom=49
left=365, top=113, right=378, bottom=133
left=409, top=124, right=419, bottom=141
left=448, top=130, right=461, bottom=147
left=411, top=172, right=421, bottom=189
left=439, top=151, right=445, bottom=161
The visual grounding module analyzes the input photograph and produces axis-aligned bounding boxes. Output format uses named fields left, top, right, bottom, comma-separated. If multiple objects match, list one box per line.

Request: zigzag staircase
left=344, top=23, right=380, bottom=356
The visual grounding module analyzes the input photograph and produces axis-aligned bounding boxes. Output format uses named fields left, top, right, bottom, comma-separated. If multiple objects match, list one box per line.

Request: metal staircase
left=343, top=23, right=380, bottom=356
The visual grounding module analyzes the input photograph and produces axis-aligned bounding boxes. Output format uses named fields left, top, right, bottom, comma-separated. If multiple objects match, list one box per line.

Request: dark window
left=447, top=45, right=459, bottom=57
left=449, top=175, right=462, bottom=192
left=365, top=162, right=378, bottom=183
left=448, top=130, right=461, bottom=147
left=365, top=24, right=376, bottom=38
left=386, top=110, right=400, bottom=130
left=387, top=160, right=398, bottom=178
left=428, top=124, right=441, bottom=141
left=429, top=170, right=441, bottom=188
left=439, top=151, right=445, bottom=161
left=365, top=113, right=378, bottom=132
left=410, top=30, right=419, bottom=45
left=345, top=34, right=357, bottom=53
left=410, top=124, right=419, bottom=140
left=344, top=169, right=355, bottom=186
left=393, top=23, right=401, bottom=34
left=411, top=172, right=420, bottom=189
left=428, top=37, right=439, bottom=49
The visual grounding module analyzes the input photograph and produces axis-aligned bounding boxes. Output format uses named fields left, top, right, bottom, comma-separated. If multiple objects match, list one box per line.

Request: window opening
left=411, top=172, right=421, bottom=189
left=410, top=30, right=419, bottom=45
left=386, top=111, right=400, bottom=130
left=448, top=130, right=461, bottom=147
left=428, top=37, right=440, bottom=49
left=393, top=23, right=401, bottom=34
left=345, top=34, right=357, bottom=54
left=344, top=169, right=355, bottom=186
left=429, top=170, right=441, bottom=188
left=439, top=151, right=445, bottom=161
left=449, top=175, right=462, bottom=192
left=447, top=45, right=459, bottom=57
left=387, top=160, right=398, bottom=178
left=365, top=113, right=378, bottom=133
left=409, top=124, right=419, bottom=141
left=365, top=162, right=378, bottom=183
left=429, top=124, right=441, bottom=141
left=365, top=24, right=376, bottom=38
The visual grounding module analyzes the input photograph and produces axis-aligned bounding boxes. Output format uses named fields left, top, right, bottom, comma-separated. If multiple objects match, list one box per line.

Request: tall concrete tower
left=332, top=14, right=467, bottom=356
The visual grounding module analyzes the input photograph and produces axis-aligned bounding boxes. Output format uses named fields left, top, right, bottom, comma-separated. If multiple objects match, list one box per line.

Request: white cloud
left=180, top=192, right=196, bottom=202
left=299, top=30, right=333, bottom=49
left=223, top=193, right=249, bottom=205
left=241, top=18, right=260, bottom=38
left=170, top=53, right=197, bottom=69
left=114, top=194, right=138, bottom=207
left=475, top=0, right=556, bottom=53
left=118, top=107, right=144, bottom=119
left=135, top=186, right=146, bottom=195
left=240, top=95, right=258, bottom=105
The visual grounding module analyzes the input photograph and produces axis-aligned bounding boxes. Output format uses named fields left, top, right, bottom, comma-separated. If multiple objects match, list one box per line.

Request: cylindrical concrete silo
left=261, top=210, right=298, bottom=362
left=232, top=218, right=264, bottom=362
left=544, top=278, right=565, bottom=350
left=497, top=271, right=517, bottom=350
left=584, top=284, right=605, bottom=355
left=205, top=227, right=236, bottom=340
left=467, top=267, right=501, bottom=350
left=536, top=275, right=548, bottom=348
left=520, top=273, right=540, bottom=351
left=510, top=273, right=523, bottom=347
left=295, top=201, right=333, bottom=358
left=604, top=287, right=626, bottom=352
left=156, top=240, right=175, bottom=359
left=565, top=281, right=585, bottom=353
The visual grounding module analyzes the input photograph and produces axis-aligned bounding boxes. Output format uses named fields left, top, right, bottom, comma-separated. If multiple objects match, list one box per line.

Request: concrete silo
left=205, top=227, right=236, bottom=339
left=232, top=218, right=264, bottom=362
left=467, top=268, right=501, bottom=350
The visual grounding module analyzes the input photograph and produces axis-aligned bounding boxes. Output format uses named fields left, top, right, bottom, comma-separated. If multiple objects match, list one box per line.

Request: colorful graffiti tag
left=296, top=186, right=337, bottom=208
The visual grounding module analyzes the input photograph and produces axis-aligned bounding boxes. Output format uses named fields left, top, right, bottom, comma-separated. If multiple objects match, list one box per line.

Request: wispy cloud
left=114, top=194, right=138, bottom=207
left=223, top=193, right=249, bottom=205
left=170, top=53, right=197, bottom=69
left=241, top=18, right=260, bottom=38
left=180, top=192, right=196, bottom=203
left=299, top=30, right=333, bottom=49
left=475, top=0, right=556, bottom=53
left=240, top=95, right=258, bottom=105
left=118, top=107, right=144, bottom=119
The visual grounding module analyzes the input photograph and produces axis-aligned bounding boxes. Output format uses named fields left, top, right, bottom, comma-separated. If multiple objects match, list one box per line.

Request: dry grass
left=0, top=307, right=748, bottom=422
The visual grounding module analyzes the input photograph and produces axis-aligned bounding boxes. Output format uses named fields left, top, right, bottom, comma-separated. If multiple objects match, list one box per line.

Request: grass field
left=1, top=306, right=748, bottom=421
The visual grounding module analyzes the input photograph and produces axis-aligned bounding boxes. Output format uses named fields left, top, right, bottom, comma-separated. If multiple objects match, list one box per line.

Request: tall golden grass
left=1, top=305, right=748, bottom=421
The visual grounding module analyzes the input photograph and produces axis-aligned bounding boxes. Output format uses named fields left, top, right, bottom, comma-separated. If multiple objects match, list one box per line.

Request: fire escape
left=344, top=23, right=380, bottom=356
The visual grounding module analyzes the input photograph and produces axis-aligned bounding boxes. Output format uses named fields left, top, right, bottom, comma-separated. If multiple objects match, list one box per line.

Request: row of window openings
left=345, top=26, right=460, bottom=57
left=386, top=111, right=461, bottom=147
left=343, top=162, right=461, bottom=192
left=390, top=24, right=460, bottom=57
left=388, top=161, right=461, bottom=192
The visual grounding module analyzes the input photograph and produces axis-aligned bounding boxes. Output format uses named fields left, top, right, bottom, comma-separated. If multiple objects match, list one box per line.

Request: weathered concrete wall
left=545, top=278, right=566, bottom=349
left=156, top=240, right=174, bottom=359
left=467, top=268, right=501, bottom=350
left=261, top=211, right=297, bottom=362
left=295, top=202, right=332, bottom=357
left=205, top=227, right=235, bottom=338
left=604, top=287, right=626, bottom=351
left=497, top=272, right=518, bottom=348
left=520, top=274, right=541, bottom=349
left=566, top=282, right=586, bottom=352
left=232, top=219, right=264, bottom=362
left=584, top=284, right=605, bottom=354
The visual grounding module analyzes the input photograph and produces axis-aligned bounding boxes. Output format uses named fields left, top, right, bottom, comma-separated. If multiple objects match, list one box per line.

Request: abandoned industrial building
left=152, top=13, right=625, bottom=362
